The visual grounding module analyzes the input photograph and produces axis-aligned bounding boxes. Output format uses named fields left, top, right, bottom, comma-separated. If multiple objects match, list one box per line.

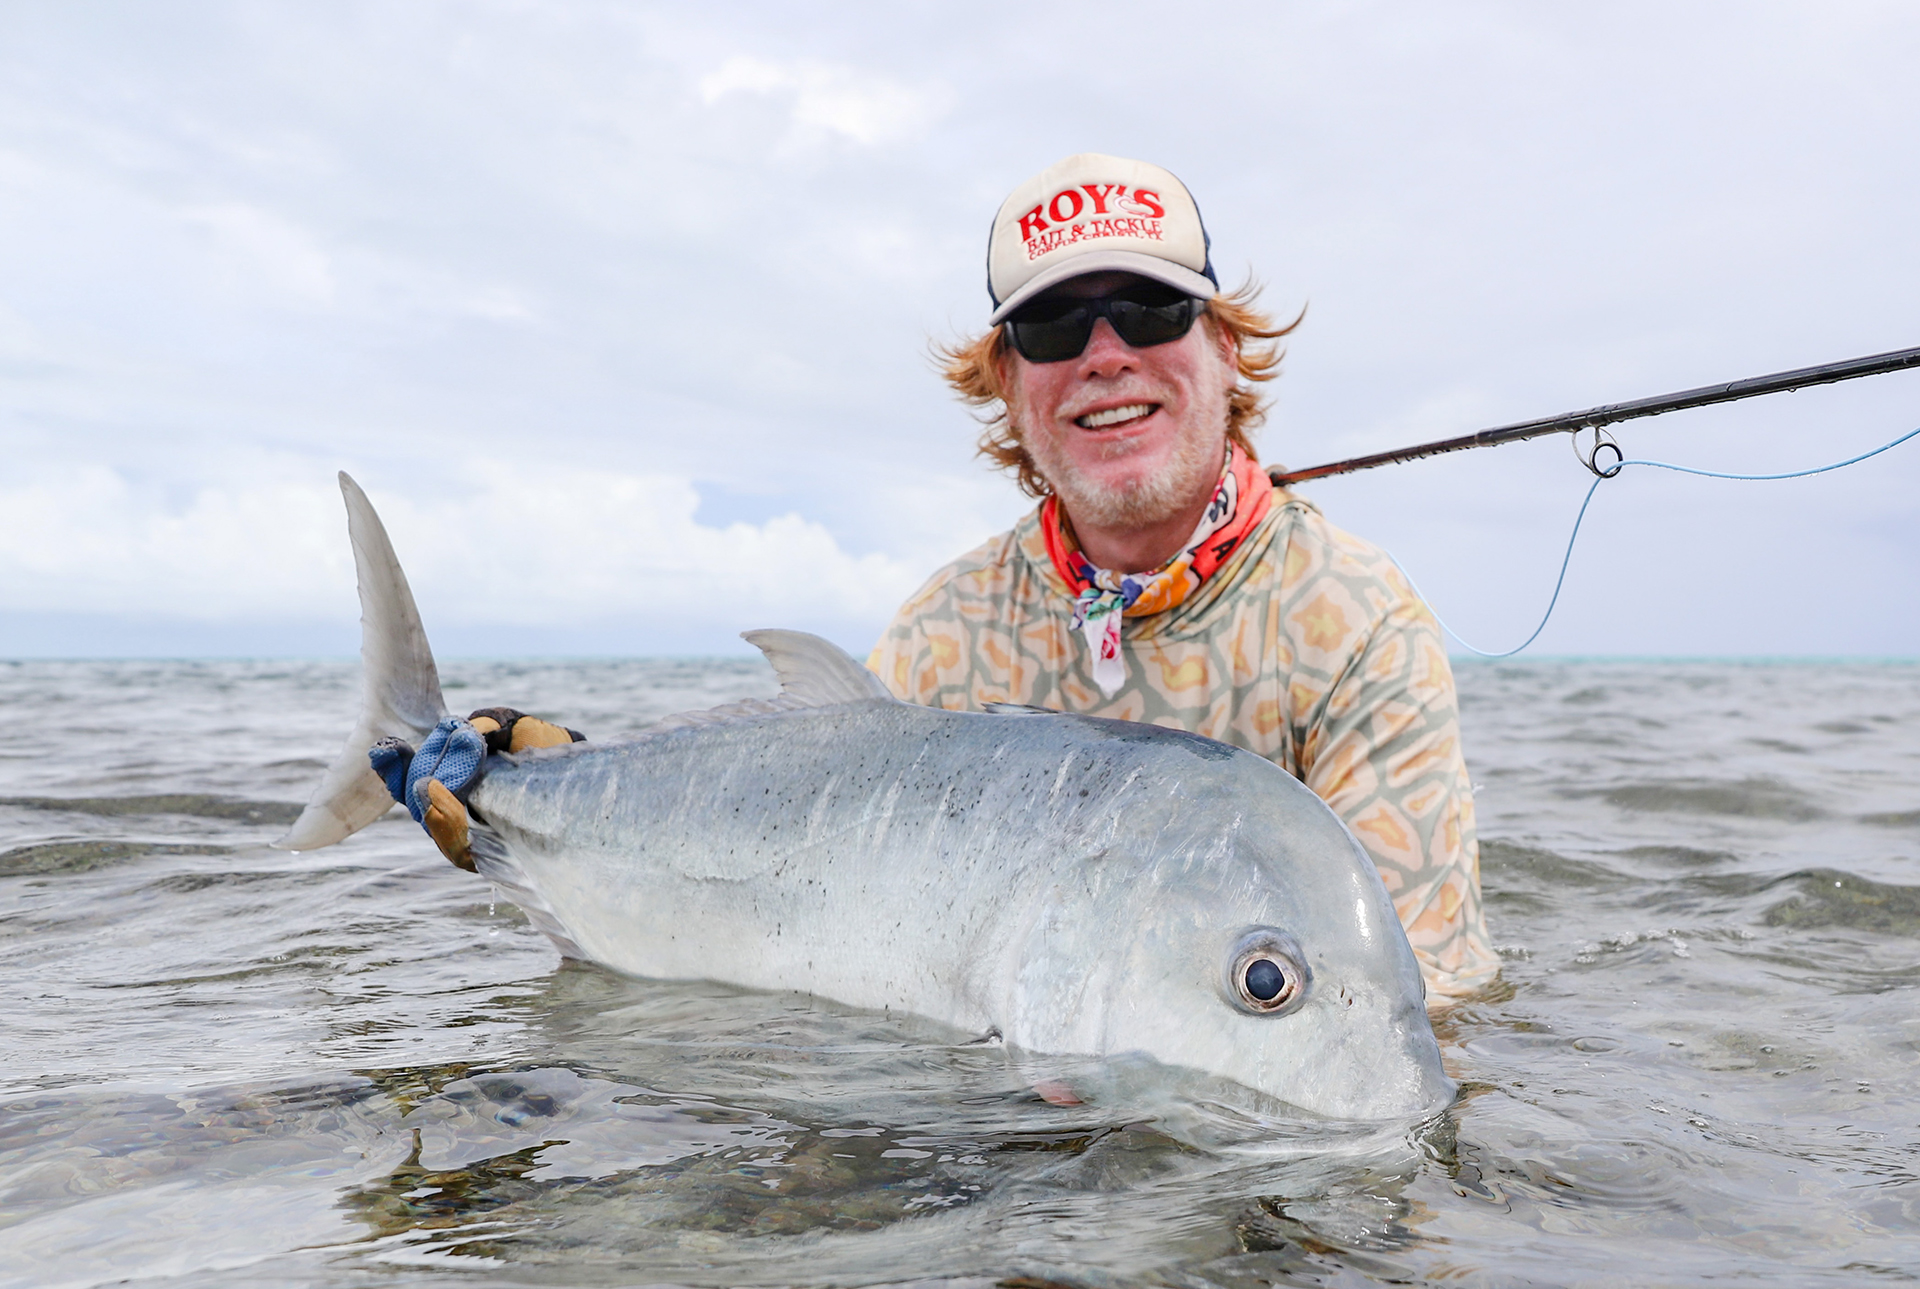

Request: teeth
left=1077, top=403, right=1154, bottom=429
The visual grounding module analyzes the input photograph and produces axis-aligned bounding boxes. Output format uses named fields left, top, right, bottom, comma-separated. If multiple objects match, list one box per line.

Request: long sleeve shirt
left=869, top=487, right=1498, bottom=1002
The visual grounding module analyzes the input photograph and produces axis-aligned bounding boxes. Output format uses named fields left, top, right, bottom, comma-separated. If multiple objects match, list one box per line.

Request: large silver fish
left=280, top=475, right=1454, bottom=1121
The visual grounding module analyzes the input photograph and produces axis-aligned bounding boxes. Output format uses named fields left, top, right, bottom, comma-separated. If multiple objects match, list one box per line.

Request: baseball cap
left=986, top=153, right=1218, bottom=325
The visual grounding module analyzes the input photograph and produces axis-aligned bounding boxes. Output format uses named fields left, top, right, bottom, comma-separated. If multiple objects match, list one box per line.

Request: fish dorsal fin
left=740, top=629, right=895, bottom=707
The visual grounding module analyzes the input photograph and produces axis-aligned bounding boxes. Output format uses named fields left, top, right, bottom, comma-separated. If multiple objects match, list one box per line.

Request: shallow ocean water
left=1, top=656, right=1916, bottom=1288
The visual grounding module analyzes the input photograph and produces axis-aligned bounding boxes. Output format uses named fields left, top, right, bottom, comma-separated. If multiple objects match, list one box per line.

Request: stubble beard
left=1026, top=417, right=1228, bottom=531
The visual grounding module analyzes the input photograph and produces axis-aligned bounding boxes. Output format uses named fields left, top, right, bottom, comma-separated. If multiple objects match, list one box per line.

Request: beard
left=1025, top=418, right=1228, bottom=532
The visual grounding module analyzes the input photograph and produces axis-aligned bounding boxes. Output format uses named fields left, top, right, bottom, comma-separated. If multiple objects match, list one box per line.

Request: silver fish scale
left=463, top=698, right=1451, bottom=1119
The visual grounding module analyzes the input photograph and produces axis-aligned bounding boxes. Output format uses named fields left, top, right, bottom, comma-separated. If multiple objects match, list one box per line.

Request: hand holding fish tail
left=367, top=709, right=582, bottom=870
left=421, top=778, right=474, bottom=871
left=465, top=707, right=586, bottom=754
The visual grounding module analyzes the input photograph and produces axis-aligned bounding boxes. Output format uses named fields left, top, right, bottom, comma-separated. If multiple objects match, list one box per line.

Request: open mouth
left=1075, top=403, right=1158, bottom=430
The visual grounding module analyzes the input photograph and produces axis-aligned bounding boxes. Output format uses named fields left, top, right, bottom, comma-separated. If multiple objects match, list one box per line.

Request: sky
left=1, top=0, right=1916, bottom=659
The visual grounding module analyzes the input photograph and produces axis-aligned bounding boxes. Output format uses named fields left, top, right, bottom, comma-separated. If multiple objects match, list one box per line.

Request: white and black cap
left=986, top=153, right=1218, bottom=325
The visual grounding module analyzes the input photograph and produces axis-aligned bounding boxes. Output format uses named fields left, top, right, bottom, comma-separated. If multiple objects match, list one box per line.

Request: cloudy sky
left=2, top=1, right=1915, bottom=658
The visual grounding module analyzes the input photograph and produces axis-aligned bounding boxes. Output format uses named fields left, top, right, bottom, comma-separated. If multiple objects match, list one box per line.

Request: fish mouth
left=1074, top=402, right=1159, bottom=430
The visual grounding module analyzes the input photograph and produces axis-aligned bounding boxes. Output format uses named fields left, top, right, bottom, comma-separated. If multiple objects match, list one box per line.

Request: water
left=2, top=657, right=1917, bottom=1287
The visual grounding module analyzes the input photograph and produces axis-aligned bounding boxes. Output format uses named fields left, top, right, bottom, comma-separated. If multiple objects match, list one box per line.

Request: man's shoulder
left=1261, top=492, right=1435, bottom=645
left=1271, top=493, right=1414, bottom=592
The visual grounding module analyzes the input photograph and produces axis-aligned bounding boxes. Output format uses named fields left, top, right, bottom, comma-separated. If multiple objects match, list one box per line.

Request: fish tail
left=274, top=473, right=450, bottom=851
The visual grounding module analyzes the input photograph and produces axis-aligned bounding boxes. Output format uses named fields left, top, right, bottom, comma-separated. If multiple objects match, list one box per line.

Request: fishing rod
left=1268, top=343, right=1920, bottom=487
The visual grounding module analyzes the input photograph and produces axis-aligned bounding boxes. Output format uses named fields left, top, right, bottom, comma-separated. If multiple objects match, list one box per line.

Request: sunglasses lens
left=1109, top=290, right=1199, bottom=348
left=1007, top=302, right=1094, bottom=363
left=1005, top=284, right=1201, bottom=363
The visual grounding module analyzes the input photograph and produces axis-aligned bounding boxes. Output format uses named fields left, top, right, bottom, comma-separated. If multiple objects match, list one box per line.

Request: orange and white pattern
left=869, top=487, right=1498, bottom=1002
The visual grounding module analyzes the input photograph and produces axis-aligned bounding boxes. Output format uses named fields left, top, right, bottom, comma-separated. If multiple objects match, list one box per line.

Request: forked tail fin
left=275, top=473, right=449, bottom=851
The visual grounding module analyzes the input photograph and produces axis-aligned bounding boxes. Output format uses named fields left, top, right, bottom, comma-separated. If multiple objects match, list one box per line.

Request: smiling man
left=870, top=154, right=1497, bottom=1002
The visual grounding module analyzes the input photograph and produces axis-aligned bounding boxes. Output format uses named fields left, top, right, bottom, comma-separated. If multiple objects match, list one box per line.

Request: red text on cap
left=1016, top=183, right=1166, bottom=246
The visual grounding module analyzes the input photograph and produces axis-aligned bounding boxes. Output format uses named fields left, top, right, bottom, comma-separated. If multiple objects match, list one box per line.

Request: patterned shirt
left=869, top=486, right=1498, bottom=1001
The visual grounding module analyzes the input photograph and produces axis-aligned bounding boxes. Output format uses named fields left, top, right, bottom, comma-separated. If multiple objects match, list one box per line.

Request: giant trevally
left=278, top=474, right=1454, bottom=1121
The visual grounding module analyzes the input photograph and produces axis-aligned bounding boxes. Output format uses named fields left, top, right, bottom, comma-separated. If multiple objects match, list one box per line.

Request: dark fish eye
left=1244, top=957, right=1285, bottom=1001
left=1225, top=928, right=1311, bottom=1016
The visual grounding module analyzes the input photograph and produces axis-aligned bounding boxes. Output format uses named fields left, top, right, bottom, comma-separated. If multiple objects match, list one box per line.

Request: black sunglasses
left=1002, top=283, right=1205, bottom=364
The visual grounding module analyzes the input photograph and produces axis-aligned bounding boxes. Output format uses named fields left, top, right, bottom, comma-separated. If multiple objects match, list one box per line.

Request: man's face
left=1001, top=271, right=1238, bottom=531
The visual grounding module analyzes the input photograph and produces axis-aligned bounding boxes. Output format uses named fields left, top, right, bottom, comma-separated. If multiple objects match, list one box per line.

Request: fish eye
left=1225, top=928, right=1311, bottom=1016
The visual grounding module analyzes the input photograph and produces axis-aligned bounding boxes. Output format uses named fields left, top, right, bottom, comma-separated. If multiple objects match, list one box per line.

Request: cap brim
left=987, top=252, right=1218, bottom=325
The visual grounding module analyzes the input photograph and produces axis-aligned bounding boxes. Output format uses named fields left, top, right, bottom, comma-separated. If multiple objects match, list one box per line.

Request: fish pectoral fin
left=983, top=702, right=1063, bottom=716
left=740, top=629, right=896, bottom=706
left=1032, top=1079, right=1085, bottom=1107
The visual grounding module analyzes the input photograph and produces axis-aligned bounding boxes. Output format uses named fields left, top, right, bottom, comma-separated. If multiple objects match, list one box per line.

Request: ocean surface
left=2, top=656, right=1916, bottom=1288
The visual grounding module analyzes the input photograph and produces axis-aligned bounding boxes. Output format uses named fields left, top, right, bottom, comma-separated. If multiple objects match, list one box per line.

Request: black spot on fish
left=1065, top=716, right=1237, bottom=762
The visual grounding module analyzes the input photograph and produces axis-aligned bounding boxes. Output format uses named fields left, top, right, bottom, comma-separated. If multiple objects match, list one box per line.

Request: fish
left=278, top=473, right=1455, bottom=1122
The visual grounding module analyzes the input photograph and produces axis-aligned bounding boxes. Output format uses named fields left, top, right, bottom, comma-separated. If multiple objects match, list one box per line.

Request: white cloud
left=0, top=3, right=1916, bottom=656
left=697, top=55, right=950, bottom=147
left=181, top=203, right=335, bottom=301
left=0, top=461, right=923, bottom=631
left=460, top=286, right=540, bottom=324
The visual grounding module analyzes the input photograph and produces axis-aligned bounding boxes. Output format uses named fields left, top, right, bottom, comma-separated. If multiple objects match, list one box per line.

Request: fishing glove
left=370, top=708, right=584, bottom=872
left=465, top=707, right=586, bottom=755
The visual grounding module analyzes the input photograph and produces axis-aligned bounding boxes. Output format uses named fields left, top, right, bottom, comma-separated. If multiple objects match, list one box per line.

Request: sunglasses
left=1003, top=283, right=1205, bottom=364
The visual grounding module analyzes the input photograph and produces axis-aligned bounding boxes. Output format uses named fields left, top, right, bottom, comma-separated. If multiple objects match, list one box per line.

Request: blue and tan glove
left=370, top=708, right=583, bottom=870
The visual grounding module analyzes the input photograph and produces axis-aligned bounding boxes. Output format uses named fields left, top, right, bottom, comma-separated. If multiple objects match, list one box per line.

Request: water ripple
left=1, top=658, right=1917, bottom=1286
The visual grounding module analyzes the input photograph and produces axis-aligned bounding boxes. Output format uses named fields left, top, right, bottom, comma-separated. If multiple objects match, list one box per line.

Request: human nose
left=1075, top=317, right=1138, bottom=378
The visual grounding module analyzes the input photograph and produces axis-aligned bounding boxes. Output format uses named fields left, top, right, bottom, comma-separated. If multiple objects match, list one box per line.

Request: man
left=394, top=152, right=1495, bottom=1004
left=868, top=154, right=1496, bottom=1002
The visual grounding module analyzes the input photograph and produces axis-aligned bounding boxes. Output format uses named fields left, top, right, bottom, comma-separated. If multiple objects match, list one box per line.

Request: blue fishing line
left=1396, top=423, right=1920, bottom=658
